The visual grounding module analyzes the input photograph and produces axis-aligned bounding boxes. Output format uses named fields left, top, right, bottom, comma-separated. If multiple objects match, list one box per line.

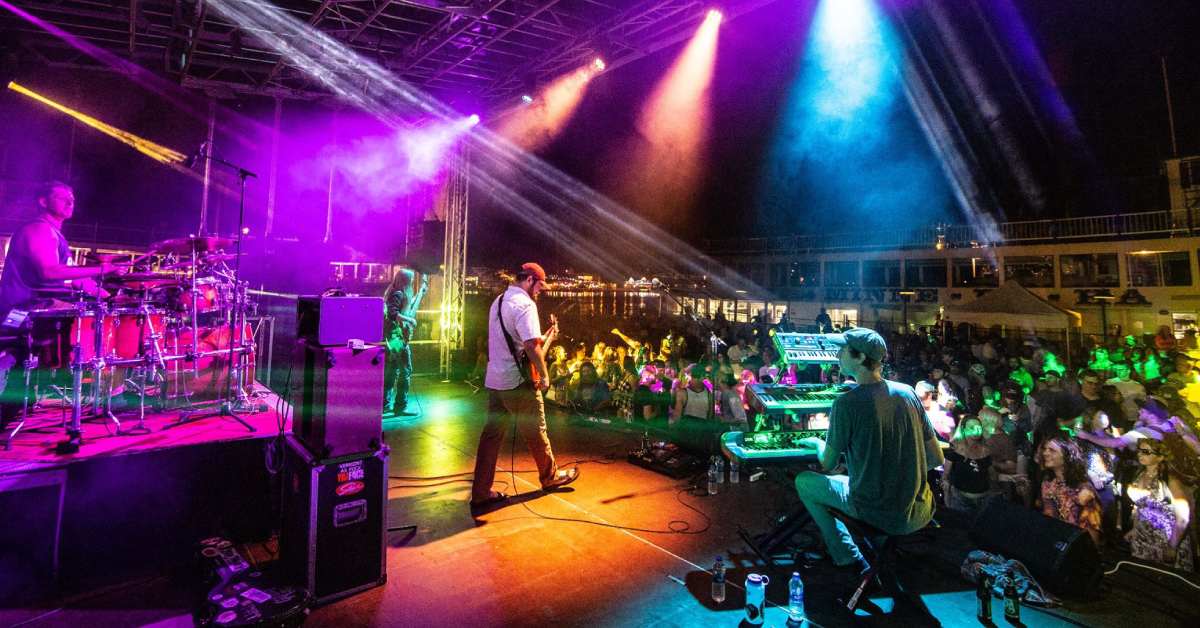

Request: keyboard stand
left=738, top=504, right=816, bottom=566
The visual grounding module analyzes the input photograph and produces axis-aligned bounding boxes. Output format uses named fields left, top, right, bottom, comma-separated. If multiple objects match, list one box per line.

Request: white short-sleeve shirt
left=485, top=285, right=542, bottom=390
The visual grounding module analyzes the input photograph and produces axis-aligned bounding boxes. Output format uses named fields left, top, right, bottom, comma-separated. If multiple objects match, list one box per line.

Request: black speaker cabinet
left=280, top=435, right=388, bottom=606
left=969, top=497, right=1101, bottom=595
left=296, top=341, right=385, bottom=459
left=406, top=220, right=445, bottom=274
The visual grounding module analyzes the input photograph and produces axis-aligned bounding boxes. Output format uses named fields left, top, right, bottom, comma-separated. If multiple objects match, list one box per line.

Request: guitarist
left=470, top=262, right=578, bottom=512
left=383, top=267, right=428, bottom=416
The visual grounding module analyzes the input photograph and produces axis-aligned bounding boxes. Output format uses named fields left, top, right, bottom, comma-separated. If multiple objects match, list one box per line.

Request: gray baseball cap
left=827, top=327, right=887, bottom=362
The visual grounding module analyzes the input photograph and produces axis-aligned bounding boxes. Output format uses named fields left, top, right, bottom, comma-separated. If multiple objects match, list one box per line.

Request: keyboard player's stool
left=830, top=510, right=939, bottom=621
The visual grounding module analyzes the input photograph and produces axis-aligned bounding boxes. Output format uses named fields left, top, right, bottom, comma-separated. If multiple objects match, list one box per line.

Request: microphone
left=189, top=141, right=209, bottom=168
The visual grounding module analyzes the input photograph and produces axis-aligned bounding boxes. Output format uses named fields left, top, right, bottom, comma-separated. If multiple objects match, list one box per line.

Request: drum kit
left=3, top=235, right=260, bottom=452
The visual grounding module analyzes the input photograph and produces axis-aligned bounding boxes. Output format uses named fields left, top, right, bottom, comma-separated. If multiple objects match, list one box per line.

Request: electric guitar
left=386, top=273, right=429, bottom=352
left=525, top=314, right=558, bottom=387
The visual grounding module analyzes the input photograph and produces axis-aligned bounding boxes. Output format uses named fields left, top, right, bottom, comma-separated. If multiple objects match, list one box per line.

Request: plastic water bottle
left=786, top=571, right=805, bottom=626
left=711, top=556, right=726, bottom=603
left=730, top=457, right=740, bottom=484
left=744, top=573, right=769, bottom=625
left=718, top=456, right=727, bottom=484
left=707, top=457, right=719, bottom=495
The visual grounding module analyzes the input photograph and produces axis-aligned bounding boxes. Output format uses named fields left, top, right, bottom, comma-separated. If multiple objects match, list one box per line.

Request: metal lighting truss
left=438, top=145, right=469, bottom=380
left=1, top=0, right=780, bottom=105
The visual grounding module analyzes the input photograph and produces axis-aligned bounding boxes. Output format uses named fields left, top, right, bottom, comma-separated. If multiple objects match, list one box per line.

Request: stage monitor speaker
left=280, top=436, right=388, bottom=606
left=297, top=295, right=384, bottom=346
left=296, top=341, right=385, bottom=459
left=968, top=497, right=1101, bottom=595
left=406, top=220, right=444, bottom=275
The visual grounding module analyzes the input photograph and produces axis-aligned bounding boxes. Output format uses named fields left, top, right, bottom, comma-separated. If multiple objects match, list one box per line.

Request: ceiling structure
left=2, top=0, right=777, bottom=106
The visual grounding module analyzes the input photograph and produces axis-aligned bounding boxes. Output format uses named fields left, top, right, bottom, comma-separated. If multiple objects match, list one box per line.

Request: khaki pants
left=795, top=472, right=863, bottom=566
left=471, top=384, right=558, bottom=501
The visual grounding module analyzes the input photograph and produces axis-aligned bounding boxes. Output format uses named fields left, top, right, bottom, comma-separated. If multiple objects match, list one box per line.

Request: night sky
left=1, top=0, right=1198, bottom=276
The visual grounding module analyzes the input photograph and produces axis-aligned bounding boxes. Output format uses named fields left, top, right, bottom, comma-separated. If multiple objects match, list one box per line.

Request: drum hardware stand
left=57, top=331, right=84, bottom=454
left=3, top=334, right=39, bottom=450
left=226, top=282, right=266, bottom=414
left=123, top=304, right=170, bottom=435
left=188, top=243, right=202, bottom=380
left=84, top=302, right=121, bottom=435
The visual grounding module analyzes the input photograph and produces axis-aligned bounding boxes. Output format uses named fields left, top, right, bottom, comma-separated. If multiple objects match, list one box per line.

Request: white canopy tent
left=944, top=281, right=1083, bottom=362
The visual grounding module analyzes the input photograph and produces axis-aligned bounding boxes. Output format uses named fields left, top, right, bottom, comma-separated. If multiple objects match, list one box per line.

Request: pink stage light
left=619, top=9, right=722, bottom=218
left=498, top=62, right=603, bottom=151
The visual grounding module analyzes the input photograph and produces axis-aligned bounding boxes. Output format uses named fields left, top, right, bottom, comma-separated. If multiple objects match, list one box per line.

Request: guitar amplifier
left=297, top=295, right=384, bottom=346
left=295, top=340, right=385, bottom=459
left=280, top=436, right=388, bottom=606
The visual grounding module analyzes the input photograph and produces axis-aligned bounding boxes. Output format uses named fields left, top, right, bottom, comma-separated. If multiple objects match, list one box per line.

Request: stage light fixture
left=7, top=81, right=186, bottom=165
left=521, top=94, right=534, bottom=105
left=592, top=57, right=606, bottom=72
left=468, top=113, right=481, bottom=126
left=707, top=8, right=724, bottom=23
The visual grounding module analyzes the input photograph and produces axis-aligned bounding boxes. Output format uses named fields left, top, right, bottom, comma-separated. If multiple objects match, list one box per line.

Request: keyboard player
left=793, top=327, right=944, bottom=577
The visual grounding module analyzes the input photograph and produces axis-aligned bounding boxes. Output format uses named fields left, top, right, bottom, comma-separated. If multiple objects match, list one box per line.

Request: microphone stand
left=171, top=149, right=258, bottom=432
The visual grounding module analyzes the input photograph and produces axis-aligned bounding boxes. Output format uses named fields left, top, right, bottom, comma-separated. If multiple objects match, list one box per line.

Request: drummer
left=0, top=181, right=119, bottom=425
left=0, top=181, right=118, bottom=317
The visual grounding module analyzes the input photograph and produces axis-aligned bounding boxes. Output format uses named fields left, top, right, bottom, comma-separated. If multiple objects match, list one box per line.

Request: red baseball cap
left=520, top=262, right=548, bottom=284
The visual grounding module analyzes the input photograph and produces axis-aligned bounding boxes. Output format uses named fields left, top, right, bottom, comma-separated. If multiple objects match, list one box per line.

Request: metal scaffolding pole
left=439, top=146, right=469, bottom=381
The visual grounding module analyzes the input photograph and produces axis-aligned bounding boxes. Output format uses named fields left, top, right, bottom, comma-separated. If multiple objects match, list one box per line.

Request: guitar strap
left=496, top=291, right=529, bottom=386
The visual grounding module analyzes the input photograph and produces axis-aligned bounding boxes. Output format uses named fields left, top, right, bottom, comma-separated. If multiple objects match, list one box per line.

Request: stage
left=0, top=384, right=285, bottom=607
left=1, top=381, right=1197, bottom=627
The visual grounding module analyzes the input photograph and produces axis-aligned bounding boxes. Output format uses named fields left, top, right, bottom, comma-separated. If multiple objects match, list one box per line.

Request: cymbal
left=151, top=235, right=234, bottom=255
left=159, top=251, right=240, bottom=270
left=105, top=272, right=182, bottom=290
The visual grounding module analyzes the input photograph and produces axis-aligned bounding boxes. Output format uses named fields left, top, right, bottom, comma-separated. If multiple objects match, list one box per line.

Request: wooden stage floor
left=1, top=380, right=1197, bottom=627
left=0, top=385, right=288, bottom=473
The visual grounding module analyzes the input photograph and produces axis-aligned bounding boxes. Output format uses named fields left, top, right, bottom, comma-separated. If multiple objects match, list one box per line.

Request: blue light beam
left=758, top=0, right=955, bottom=235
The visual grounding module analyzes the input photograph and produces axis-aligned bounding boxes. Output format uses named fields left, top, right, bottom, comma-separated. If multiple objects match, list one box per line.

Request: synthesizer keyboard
left=721, top=430, right=827, bottom=464
left=772, top=332, right=842, bottom=365
left=748, top=382, right=855, bottom=413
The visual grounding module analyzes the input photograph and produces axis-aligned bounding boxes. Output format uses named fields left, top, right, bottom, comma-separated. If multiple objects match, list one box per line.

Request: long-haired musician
left=383, top=266, right=426, bottom=417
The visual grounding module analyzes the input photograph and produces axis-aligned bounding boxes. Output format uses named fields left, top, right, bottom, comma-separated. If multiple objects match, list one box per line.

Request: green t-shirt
left=826, top=380, right=940, bottom=535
